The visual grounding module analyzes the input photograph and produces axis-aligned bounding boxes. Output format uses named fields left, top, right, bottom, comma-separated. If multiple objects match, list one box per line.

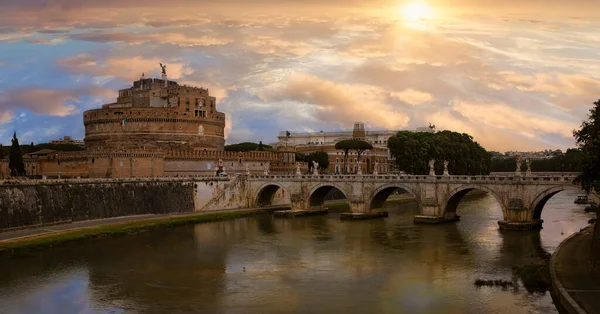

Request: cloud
left=69, top=31, right=231, bottom=47
left=452, top=100, right=575, bottom=138
left=58, top=54, right=191, bottom=81
left=391, top=89, right=434, bottom=105
left=260, top=73, right=410, bottom=130
left=1, top=0, right=599, bottom=149
left=0, top=86, right=112, bottom=123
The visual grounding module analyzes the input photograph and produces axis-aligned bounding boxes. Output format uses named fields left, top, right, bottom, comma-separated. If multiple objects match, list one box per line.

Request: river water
left=0, top=190, right=595, bottom=314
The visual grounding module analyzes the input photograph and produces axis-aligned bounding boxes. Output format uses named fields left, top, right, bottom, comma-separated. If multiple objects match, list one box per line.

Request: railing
left=243, top=173, right=578, bottom=184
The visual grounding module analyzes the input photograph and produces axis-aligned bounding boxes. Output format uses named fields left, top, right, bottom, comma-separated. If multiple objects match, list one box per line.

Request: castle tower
left=352, top=122, right=366, bottom=139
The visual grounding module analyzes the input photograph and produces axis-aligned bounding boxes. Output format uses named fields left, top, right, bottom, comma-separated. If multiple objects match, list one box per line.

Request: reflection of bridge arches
left=442, top=185, right=505, bottom=217
left=308, top=184, right=349, bottom=210
left=531, top=186, right=580, bottom=220
left=368, top=184, right=419, bottom=213
left=255, top=183, right=288, bottom=207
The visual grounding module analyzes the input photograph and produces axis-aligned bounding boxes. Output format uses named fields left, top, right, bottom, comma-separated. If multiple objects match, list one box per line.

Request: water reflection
left=0, top=190, right=595, bottom=314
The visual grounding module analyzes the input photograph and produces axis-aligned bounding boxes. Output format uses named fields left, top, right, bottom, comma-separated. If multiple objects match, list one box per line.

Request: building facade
left=276, top=122, right=429, bottom=174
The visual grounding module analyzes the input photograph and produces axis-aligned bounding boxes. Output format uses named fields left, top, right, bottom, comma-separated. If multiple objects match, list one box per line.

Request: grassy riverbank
left=0, top=209, right=262, bottom=258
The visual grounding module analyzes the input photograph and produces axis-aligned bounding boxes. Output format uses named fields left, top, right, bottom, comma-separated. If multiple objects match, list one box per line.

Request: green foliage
left=387, top=130, right=490, bottom=175
left=490, top=149, right=583, bottom=173
left=295, top=152, right=307, bottom=162
left=225, top=142, right=273, bottom=152
left=574, top=99, right=600, bottom=193
left=1, top=143, right=84, bottom=157
left=334, top=139, right=374, bottom=151
left=335, top=139, right=373, bottom=174
left=8, top=132, right=25, bottom=176
left=306, top=151, right=330, bottom=171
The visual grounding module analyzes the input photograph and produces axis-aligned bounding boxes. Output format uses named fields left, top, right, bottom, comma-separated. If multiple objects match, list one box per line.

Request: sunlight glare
left=399, top=1, right=434, bottom=21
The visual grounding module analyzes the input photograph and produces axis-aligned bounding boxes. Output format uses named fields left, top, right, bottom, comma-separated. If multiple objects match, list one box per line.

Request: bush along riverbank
left=0, top=209, right=263, bottom=259
left=474, top=252, right=552, bottom=293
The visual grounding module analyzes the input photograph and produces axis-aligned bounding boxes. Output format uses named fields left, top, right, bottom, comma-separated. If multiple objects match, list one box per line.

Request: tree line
left=489, top=149, right=583, bottom=173
left=387, top=130, right=490, bottom=175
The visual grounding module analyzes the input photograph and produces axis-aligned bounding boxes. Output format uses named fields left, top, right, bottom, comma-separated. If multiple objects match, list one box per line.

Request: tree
left=306, top=151, right=330, bottom=172
left=388, top=130, right=490, bottom=175
left=574, top=99, right=600, bottom=193
left=0, top=144, right=4, bottom=159
left=9, top=132, right=25, bottom=176
left=335, top=139, right=373, bottom=174
left=225, top=142, right=272, bottom=152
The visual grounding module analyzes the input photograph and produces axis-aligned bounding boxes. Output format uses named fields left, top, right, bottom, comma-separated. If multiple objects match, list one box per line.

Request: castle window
left=195, top=98, right=199, bottom=107
left=186, top=97, right=190, bottom=105
left=194, top=110, right=207, bottom=118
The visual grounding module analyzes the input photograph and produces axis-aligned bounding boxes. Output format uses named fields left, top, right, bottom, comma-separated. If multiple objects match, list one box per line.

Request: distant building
left=502, top=149, right=564, bottom=160
left=50, top=136, right=85, bottom=147
left=277, top=122, right=430, bottom=174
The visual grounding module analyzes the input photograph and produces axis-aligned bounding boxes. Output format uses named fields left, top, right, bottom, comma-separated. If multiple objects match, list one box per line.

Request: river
left=0, top=190, right=594, bottom=314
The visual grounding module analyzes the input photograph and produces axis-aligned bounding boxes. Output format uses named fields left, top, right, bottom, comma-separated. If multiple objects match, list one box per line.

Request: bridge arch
left=531, top=185, right=580, bottom=220
left=255, top=183, right=289, bottom=207
left=368, top=184, right=420, bottom=213
left=308, top=183, right=350, bottom=210
left=442, top=185, right=506, bottom=218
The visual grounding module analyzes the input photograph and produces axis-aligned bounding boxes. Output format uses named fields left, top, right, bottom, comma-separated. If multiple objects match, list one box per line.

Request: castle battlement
left=165, top=150, right=279, bottom=161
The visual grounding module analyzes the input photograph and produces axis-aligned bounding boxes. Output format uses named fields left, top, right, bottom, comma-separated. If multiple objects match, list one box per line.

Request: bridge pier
left=497, top=198, right=543, bottom=230
left=497, top=220, right=543, bottom=231
left=414, top=214, right=460, bottom=224
left=340, top=201, right=389, bottom=220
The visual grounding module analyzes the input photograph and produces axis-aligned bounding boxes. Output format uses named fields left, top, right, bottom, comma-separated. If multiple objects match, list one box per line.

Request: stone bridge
left=231, top=173, right=583, bottom=230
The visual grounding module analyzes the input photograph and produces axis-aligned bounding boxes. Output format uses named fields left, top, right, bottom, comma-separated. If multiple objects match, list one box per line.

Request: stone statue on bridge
left=312, top=160, right=319, bottom=176
left=515, top=155, right=523, bottom=176
left=429, top=159, right=436, bottom=176
left=245, top=163, right=250, bottom=175
left=356, top=160, right=363, bottom=175
left=373, top=161, right=378, bottom=175
left=295, top=162, right=302, bottom=176
left=443, top=160, right=449, bottom=176
left=263, top=163, right=270, bottom=175
left=526, top=159, right=531, bottom=177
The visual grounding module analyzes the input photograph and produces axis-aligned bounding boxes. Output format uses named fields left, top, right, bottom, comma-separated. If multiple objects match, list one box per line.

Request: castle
left=0, top=67, right=295, bottom=179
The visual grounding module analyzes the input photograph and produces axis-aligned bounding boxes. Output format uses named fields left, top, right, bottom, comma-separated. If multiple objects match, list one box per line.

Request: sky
left=0, top=0, right=599, bottom=152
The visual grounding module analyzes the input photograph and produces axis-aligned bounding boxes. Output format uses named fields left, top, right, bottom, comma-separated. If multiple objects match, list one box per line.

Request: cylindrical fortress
left=83, top=77, right=226, bottom=151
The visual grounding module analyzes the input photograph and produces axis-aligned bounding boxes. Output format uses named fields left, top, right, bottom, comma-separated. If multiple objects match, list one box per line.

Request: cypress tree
left=9, top=132, right=25, bottom=176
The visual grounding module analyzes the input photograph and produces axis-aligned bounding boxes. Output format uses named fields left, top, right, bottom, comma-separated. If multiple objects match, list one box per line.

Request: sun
left=398, top=1, right=434, bottom=21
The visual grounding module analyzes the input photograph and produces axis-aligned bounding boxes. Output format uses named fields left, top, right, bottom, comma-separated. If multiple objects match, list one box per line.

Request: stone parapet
left=166, top=150, right=279, bottom=161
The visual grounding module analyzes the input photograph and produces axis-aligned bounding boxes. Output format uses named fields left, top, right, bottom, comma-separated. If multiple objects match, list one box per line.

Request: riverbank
left=0, top=209, right=262, bottom=258
left=550, top=225, right=600, bottom=314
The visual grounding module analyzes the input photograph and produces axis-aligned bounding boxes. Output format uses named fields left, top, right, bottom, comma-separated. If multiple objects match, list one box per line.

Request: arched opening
left=533, top=187, right=593, bottom=245
left=532, top=190, right=564, bottom=220
left=256, top=184, right=288, bottom=208
left=532, top=186, right=588, bottom=221
left=310, top=185, right=348, bottom=212
left=369, top=185, right=418, bottom=213
left=443, top=187, right=504, bottom=222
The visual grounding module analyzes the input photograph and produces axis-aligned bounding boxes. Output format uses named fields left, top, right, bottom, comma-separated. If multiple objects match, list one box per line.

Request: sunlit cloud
left=0, top=0, right=598, bottom=148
